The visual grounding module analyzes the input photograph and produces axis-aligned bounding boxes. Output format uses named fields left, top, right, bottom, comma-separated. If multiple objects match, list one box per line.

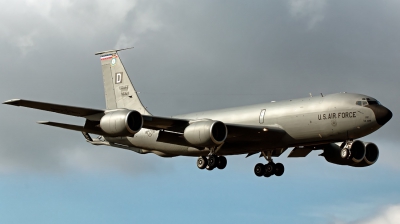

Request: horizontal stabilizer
left=95, top=47, right=134, bottom=55
left=4, top=99, right=104, bottom=120
left=38, top=121, right=106, bottom=135
left=288, top=147, right=313, bottom=157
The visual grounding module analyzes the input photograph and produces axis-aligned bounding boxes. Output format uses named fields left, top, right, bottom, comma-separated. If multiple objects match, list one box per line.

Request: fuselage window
left=259, top=109, right=266, bottom=124
left=367, top=100, right=378, bottom=105
left=356, top=101, right=362, bottom=106
left=362, top=101, right=368, bottom=106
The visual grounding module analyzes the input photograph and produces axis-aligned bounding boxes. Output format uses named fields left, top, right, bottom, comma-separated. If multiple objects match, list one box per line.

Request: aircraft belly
left=106, top=129, right=189, bottom=156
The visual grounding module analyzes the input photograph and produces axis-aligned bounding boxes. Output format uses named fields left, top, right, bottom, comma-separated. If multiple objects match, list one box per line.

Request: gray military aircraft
left=4, top=48, right=393, bottom=177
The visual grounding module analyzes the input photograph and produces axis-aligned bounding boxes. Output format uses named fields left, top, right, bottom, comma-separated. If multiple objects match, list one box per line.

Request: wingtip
left=37, top=121, right=49, bottom=124
left=3, top=99, right=21, bottom=105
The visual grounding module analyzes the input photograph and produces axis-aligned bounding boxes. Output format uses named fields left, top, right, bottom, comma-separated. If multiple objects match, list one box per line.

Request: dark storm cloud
left=0, top=0, right=399, bottom=174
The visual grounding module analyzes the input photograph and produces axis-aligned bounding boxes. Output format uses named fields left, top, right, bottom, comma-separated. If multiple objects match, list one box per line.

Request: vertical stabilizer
left=96, top=49, right=151, bottom=115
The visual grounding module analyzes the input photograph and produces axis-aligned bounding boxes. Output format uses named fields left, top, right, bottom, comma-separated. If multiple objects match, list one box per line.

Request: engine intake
left=350, top=142, right=379, bottom=167
left=184, top=120, right=227, bottom=147
left=100, top=110, right=143, bottom=136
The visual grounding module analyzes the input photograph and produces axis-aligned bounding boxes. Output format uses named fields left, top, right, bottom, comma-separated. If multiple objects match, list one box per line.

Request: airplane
left=3, top=48, right=393, bottom=178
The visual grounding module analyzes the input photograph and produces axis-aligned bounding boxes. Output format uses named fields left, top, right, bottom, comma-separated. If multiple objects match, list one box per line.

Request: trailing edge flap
left=156, top=131, right=194, bottom=147
left=37, top=121, right=107, bottom=135
left=4, top=99, right=104, bottom=120
left=224, top=124, right=286, bottom=142
left=142, top=116, right=189, bottom=133
left=156, top=123, right=286, bottom=147
left=288, top=147, right=313, bottom=157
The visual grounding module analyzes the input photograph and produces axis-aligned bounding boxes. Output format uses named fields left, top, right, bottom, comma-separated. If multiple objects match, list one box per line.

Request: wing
left=3, top=99, right=104, bottom=120
left=4, top=99, right=287, bottom=145
left=156, top=123, right=286, bottom=146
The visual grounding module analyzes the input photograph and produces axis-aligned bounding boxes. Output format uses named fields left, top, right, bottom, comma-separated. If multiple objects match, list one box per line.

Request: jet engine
left=350, top=142, right=379, bottom=167
left=100, top=110, right=143, bottom=136
left=183, top=120, right=227, bottom=147
left=322, top=140, right=379, bottom=167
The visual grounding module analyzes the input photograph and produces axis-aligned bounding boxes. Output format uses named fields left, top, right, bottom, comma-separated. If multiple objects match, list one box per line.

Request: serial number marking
left=121, top=91, right=129, bottom=96
left=119, top=85, right=129, bottom=90
left=318, top=112, right=356, bottom=120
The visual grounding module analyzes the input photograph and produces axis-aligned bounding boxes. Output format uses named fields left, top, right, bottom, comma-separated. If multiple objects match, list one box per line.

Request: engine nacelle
left=322, top=140, right=379, bottom=167
left=183, top=120, right=227, bottom=147
left=322, top=143, right=354, bottom=166
left=100, top=110, right=143, bottom=136
left=350, top=142, right=379, bottom=167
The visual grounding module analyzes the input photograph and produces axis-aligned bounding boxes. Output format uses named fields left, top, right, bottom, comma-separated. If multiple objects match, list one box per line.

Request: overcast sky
left=1, top=0, right=399, bottom=223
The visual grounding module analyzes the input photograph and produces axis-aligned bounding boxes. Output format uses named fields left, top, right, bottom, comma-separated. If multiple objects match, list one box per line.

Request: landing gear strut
left=254, top=151, right=285, bottom=178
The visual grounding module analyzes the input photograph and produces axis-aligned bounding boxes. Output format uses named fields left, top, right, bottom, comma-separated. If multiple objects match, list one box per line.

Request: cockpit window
left=357, top=98, right=382, bottom=106
left=367, top=100, right=381, bottom=105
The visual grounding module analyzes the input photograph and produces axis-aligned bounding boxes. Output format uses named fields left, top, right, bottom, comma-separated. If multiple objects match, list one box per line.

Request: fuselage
left=107, top=92, right=392, bottom=157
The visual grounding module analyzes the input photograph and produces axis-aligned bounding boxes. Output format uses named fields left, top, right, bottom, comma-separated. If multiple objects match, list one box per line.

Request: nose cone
left=367, top=105, right=393, bottom=125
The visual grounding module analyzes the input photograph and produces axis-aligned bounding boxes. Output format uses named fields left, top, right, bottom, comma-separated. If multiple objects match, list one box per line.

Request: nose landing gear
left=254, top=151, right=285, bottom=178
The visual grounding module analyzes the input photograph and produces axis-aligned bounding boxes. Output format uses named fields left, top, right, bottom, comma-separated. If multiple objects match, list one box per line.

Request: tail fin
left=96, top=48, right=151, bottom=115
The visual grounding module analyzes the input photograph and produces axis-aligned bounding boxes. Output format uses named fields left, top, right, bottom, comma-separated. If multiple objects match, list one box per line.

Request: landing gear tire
left=341, top=148, right=349, bottom=159
left=274, top=163, right=284, bottom=176
left=254, top=163, right=265, bottom=177
left=263, top=165, right=272, bottom=177
left=197, top=156, right=208, bottom=170
left=264, top=162, right=275, bottom=177
left=207, top=155, right=218, bottom=168
left=217, top=156, right=227, bottom=169
left=206, top=165, right=215, bottom=171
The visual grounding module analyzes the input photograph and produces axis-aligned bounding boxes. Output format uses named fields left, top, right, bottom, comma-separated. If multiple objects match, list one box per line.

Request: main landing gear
left=254, top=151, right=285, bottom=178
left=197, top=145, right=227, bottom=171
left=197, top=155, right=227, bottom=170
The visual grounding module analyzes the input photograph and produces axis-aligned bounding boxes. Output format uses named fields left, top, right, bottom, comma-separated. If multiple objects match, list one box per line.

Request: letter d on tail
left=115, top=72, right=123, bottom=84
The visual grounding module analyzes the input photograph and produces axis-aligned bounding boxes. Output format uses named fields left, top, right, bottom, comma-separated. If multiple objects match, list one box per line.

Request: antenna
left=309, top=93, right=313, bottom=97
left=320, top=93, right=324, bottom=97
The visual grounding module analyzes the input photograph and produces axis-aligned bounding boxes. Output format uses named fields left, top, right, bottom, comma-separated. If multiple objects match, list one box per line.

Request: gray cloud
left=0, top=0, right=399, bottom=174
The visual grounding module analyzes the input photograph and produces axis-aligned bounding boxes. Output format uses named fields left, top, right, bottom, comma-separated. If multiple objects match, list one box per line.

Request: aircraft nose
left=367, top=105, right=393, bottom=125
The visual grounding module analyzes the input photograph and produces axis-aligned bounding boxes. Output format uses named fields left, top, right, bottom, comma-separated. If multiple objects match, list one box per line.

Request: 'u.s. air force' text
left=318, top=112, right=356, bottom=120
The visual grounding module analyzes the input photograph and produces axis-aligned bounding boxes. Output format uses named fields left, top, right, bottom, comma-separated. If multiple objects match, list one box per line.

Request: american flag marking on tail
left=100, top=54, right=118, bottom=61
